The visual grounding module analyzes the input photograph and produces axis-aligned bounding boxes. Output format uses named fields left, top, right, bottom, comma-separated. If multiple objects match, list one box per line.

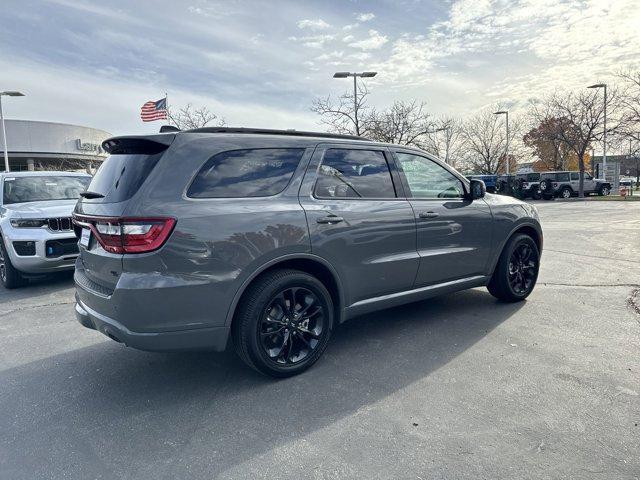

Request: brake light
left=73, top=215, right=176, bottom=254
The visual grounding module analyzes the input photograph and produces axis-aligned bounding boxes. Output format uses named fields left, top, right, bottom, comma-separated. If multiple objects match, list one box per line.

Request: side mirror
left=468, top=179, right=486, bottom=200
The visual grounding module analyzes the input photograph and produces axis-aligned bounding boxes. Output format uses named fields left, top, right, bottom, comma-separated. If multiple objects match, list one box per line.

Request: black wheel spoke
left=259, top=286, right=326, bottom=365
left=297, top=327, right=320, bottom=340
left=507, top=241, right=538, bottom=295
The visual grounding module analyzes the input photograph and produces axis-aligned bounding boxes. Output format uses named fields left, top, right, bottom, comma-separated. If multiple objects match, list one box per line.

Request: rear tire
left=559, top=186, right=572, bottom=199
left=487, top=234, right=540, bottom=302
left=0, top=237, right=26, bottom=289
left=232, top=269, right=334, bottom=377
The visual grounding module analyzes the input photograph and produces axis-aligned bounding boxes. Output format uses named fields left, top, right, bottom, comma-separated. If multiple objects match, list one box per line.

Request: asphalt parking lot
left=1, top=200, right=639, bottom=480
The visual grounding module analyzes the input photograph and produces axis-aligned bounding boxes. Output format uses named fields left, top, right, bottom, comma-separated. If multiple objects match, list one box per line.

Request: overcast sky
left=0, top=0, right=638, bottom=136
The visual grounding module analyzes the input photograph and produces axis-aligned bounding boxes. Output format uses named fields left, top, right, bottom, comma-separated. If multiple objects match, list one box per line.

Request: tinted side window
left=527, top=173, right=540, bottom=181
left=557, top=172, right=570, bottom=182
left=314, top=149, right=396, bottom=199
left=188, top=148, right=305, bottom=198
left=395, top=152, right=464, bottom=198
left=570, top=172, right=579, bottom=180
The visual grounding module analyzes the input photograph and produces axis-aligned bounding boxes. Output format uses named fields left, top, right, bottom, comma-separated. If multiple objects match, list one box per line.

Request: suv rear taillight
left=73, top=215, right=176, bottom=254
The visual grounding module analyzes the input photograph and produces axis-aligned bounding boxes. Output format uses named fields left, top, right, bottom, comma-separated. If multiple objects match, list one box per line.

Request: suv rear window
left=188, top=148, right=305, bottom=198
left=85, top=153, right=162, bottom=203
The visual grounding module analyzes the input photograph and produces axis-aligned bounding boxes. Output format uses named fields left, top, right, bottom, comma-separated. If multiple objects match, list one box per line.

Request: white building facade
left=0, top=119, right=111, bottom=172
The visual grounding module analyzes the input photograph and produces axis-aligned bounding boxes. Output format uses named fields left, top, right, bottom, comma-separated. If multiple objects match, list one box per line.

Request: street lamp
left=333, top=71, right=377, bottom=136
left=0, top=91, right=25, bottom=172
left=494, top=110, right=509, bottom=175
left=588, top=83, right=607, bottom=182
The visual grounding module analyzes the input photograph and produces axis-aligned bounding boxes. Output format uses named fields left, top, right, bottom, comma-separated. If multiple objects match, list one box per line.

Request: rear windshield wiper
left=79, top=191, right=105, bottom=199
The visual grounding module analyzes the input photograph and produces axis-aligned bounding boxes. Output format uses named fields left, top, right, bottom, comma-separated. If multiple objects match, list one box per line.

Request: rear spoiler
left=102, top=133, right=176, bottom=155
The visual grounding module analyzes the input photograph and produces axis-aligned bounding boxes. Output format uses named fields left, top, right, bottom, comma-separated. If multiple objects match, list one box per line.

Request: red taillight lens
left=74, top=216, right=175, bottom=254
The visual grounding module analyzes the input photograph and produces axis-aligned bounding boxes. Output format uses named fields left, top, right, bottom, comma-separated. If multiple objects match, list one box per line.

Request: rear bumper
left=75, top=295, right=230, bottom=352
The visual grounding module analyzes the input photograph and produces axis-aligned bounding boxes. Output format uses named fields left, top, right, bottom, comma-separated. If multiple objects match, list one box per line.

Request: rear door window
left=188, top=148, right=305, bottom=198
left=570, top=172, right=579, bottom=180
left=86, top=153, right=162, bottom=203
left=314, top=149, right=396, bottom=199
left=557, top=172, right=570, bottom=182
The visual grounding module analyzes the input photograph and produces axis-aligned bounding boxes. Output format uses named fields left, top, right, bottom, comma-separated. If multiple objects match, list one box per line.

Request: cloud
left=297, top=18, right=330, bottom=30
left=316, top=51, right=344, bottom=61
left=288, top=34, right=335, bottom=49
left=348, top=30, right=388, bottom=50
left=343, top=23, right=358, bottom=31
left=342, top=35, right=355, bottom=42
left=356, top=13, right=375, bottom=22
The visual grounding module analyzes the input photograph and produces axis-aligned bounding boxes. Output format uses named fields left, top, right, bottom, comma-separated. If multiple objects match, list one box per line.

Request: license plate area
left=79, top=228, right=91, bottom=248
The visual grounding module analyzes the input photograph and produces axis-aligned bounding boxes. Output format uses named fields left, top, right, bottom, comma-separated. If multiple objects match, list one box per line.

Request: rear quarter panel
left=116, top=135, right=314, bottom=333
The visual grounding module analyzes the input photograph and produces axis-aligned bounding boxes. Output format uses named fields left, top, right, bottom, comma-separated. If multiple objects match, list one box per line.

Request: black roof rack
left=182, top=127, right=371, bottom=141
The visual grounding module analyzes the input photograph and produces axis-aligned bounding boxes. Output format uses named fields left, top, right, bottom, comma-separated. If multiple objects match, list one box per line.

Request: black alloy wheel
left=507, top=243, right=537, bottom=295
left=233, top=269, right=334, bottom=377
left=487, top=233, right=540, bottom=302
left=260, top=287, right=326, bottom=365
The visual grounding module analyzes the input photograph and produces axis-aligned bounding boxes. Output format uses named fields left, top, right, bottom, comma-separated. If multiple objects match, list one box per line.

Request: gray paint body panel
left=74, top=133, right=542, bottom=352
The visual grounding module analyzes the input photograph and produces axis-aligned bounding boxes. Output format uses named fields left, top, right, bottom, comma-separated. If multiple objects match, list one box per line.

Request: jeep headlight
left=10, top=218, right=48, bottom=228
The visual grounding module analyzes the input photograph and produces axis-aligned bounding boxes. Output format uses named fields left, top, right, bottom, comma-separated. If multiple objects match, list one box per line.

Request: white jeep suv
left=0, top=171, right=90, bottom=288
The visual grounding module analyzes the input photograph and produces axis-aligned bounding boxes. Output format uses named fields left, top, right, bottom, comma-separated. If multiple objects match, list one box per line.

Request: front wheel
left=598, top=185, right=610, bottom=196
left=487, top=234, right=540, bottom=302
left=0, top=237, right=26, bottom=289
left=232, top=269, right=334, bottom=377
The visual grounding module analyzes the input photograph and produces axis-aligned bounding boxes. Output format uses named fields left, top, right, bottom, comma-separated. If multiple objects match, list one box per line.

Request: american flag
left=140, top=97, right=168, bottom=122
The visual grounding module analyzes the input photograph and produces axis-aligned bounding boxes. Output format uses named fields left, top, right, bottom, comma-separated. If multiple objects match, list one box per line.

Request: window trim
left=185, top=147, right=307, bottom=200
left=311, top=146, right=401, bottom=201
left=391, top=149, right=469, bottom=201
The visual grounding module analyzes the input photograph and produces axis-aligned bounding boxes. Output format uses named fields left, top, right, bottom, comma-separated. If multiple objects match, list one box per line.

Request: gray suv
left=73, top=128, right=542, bottom=377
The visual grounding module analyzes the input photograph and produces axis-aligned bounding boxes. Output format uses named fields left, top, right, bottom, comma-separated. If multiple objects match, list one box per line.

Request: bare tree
left=311, top=84, right=370, bottom=136
left=168, top=103, right=225, bottom=130
left=617, top=70, right=640, bottom=144
left=365, top=101, right=436, bottom=146
left=420, top=117, right=465, bottom=169
left=459, top=105, right=521, bottom=175
left=532, top=88, right=620, bottom=197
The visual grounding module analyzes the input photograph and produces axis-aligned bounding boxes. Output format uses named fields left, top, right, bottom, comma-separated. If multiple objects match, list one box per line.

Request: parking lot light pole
left=0, top=91, right=25, bottom=173
left=588, top=83, right=607, bottom=182
left=333, top=71, right=377, bottom=136
left=494, top=110, right=509, bottom=175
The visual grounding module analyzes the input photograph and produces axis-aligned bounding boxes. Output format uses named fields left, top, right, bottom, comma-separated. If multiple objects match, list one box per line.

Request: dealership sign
left=76, top=139, right=103, bottom=154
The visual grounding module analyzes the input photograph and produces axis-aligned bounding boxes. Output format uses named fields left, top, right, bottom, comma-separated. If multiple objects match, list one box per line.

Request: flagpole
left=165, top=92, right=169, bottom=125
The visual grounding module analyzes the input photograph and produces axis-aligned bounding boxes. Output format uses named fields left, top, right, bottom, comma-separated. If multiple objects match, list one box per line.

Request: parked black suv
left=73, top=128, right=542, bottom=377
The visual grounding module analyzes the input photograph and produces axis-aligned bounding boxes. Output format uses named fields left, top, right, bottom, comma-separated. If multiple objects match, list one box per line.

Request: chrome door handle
left=419, top=211, right=439, bottom=219
left=317, top=215, right=344, bottom=224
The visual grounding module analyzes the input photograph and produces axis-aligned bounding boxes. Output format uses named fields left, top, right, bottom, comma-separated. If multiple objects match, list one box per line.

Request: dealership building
left=0, top=119, right=111, bottom=172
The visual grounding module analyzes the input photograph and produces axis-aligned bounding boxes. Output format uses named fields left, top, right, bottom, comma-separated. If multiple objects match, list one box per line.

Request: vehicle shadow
left=0, top=288, right=524, bottom=479
left=0, top=271, right=75, bottom=306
